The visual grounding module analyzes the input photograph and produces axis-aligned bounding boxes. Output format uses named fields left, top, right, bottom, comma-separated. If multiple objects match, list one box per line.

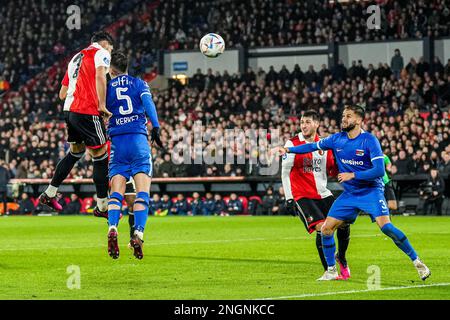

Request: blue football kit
left=106, top=74, right=159, bottom=181
left=289, top=130, right=389, bottom=223
left=288, top=130, right=419, bottom=268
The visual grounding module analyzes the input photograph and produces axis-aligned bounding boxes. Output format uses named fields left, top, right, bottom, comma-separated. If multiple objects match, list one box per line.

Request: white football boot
left=317, top=265, right=340, bottom=281
left=413, top=258, right=431, bottom=281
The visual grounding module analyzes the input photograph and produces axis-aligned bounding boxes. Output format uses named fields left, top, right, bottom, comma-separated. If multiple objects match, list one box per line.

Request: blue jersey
left=317, top=131, right=385, bottom=194
left=106, top=75, right=152, bottom=137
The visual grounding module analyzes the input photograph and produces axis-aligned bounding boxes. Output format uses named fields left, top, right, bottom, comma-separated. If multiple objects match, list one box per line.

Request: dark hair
left=91, top=30, right=114, bottom=46
left=111, top=50, right=128, bottom=73
left=343, top=104, right=365, bottom=119
left=302, top=109, right=320, bottom=122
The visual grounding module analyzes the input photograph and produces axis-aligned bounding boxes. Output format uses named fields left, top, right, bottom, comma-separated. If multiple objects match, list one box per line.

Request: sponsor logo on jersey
left=341, top=158, right=364, bottom=166
left=356, top=149, right=365, bottom=156
left=336, top=148, right=343, bottom=152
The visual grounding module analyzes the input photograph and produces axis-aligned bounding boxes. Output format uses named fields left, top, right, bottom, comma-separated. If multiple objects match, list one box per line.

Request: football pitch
left=0, top=215, right=449, bottom=300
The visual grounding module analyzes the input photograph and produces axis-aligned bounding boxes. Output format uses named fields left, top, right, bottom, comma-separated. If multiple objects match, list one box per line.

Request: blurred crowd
left=146, top=0, right=450, bottom=50
left=1, top=52, right=450, bottom=180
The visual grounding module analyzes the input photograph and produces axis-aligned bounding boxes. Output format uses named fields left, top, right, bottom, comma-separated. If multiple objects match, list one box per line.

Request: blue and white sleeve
left=316, top=134, right=335, bottom=151
left=140, top=81, right=160, bottom=128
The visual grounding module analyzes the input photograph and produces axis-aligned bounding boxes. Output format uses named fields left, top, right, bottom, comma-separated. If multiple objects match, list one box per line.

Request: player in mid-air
left=39, top=31, right=114, bottom=216
left=274, top=105, right=431, bottom=281
left=281, top=110, right=351, bottom=279
left=105, top=50, right=162, bottom=259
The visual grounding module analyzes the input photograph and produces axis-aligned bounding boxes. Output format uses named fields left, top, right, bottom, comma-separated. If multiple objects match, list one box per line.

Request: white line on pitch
left=256, top=282, right=450, bottom=300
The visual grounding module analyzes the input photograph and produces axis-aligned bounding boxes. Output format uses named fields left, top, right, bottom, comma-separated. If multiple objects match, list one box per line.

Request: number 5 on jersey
left=116, top=87, right=133, bottom=115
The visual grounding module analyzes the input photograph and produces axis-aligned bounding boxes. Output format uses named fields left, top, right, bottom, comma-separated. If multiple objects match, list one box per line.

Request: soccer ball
left=199, top=33, right=225, bottom=58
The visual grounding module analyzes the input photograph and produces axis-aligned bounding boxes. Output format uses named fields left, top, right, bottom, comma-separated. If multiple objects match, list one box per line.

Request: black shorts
left=124, top=179, right=136, bottom=196
left=384, top=182, right=396, bottom=202
left=295, top=196, right=334, bottom=234
left=65, top=111, right=107, bottom=148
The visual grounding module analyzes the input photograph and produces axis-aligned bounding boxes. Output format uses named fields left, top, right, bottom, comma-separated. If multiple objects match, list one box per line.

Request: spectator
left=172, top=194, right=189, bottom=216
left=259, top=186, right=278, bottom=215
left=160, top=194, right=173, bottom=216
left=17, top=193, right=35, bottom=215
left=62, top=194, right=81, bottom=215
left=214, top=194, right=226, bottom=216
left=158, top=153, right=174, bottom=177
left=439, top=152, right=450, bottom=175
left=150, top=194, right=163, bottom=216
left=226, top=193, right=243, bottom=215
left=390, top=49, right=404, bottom=79
left=203, top=192, right=215, bottom=216
left=275, top=186, right=286, bottom=215
left=0, top=160, right=10, bottom=215
left=190, top=192, right=204, bottom=216
left=393, top=150, right=415, bottom=175
left=419, top=168, right=446, bottom=215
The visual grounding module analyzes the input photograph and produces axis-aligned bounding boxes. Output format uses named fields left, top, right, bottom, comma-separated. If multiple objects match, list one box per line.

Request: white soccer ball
left=199, top=33, right=225, bottom=58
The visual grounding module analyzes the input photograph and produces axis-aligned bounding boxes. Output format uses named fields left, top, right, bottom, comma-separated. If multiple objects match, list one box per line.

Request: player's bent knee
left=108, top=192, right=124, bottom=209
left=320, top=224, right=333, bottom=236
left=133, top=192, right=149, bottom=211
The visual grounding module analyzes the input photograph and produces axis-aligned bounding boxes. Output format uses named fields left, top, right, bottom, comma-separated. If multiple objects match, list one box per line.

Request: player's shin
left=381, top=223, right=418, bottom=261
left=316, top=231, right=328, bottom=271
left=133, top=191, right=150, bottom=239
left=336, top=224, right=350, bottom=266
left=321, top=233, right=337, bottom=268
left=108, top=192, right=123, bottom=228
left=47, top=151, right=84, bottom=196
left=93, top=152, right=109, bottom=212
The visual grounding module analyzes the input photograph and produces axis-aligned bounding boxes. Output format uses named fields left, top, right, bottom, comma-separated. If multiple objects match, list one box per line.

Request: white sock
left=45, top=185, right=58, bottom=198
left=108, top=225, right=117, bottom=232
left=97, top=197, right=108, bottom=212
left=328, top=265, right=336, bottom=272
left=134, top=230, right=144, bottom=241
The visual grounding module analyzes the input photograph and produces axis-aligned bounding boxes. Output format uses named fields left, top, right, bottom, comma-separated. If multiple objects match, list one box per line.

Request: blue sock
left=134, top=192, right=150, bottom=233
left=321, top=233, right=336, bottom=268
left=108, top=192, right=123, bottom=227
left=381, top=223, right=418, bottom=261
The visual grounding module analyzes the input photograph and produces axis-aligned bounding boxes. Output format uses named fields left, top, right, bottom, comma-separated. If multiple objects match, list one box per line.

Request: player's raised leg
left=317, top=216, right=345, bottom=281
left=130, top=173, right=151, bottom=260
left=376, top=215, right=431, bottom=280
left=39, top=142, right=85, bottom=211
left=107, top=174, right=126, bottom=259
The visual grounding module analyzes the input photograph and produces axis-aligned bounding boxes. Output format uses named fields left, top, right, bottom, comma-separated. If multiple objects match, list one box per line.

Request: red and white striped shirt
left=281, top=133, right=338, bottom=201
left=62, top=42, right=111, bottom=116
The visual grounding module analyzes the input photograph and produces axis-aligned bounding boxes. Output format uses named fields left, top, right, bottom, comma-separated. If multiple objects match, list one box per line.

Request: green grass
left=0, top=215, right=449, bottom=300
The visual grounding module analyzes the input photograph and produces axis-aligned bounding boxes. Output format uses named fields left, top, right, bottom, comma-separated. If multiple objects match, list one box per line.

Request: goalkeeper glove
left=285, top=199, right=297, bottom=216
left=151, top=127, right=163, bottom=148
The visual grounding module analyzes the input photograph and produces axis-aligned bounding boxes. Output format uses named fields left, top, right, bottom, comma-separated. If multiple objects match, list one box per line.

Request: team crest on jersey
left=356, top=149, right=365, bottom=156
left=318, top=150, right=324, bottom=156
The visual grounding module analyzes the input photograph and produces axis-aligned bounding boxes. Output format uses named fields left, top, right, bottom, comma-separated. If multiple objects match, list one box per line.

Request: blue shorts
left=109, top=133, right=152, bottom=181
left=328, top=189, right=389, bottom=224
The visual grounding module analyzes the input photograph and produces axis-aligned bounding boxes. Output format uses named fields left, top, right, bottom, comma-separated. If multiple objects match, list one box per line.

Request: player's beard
left=341, top=122, right=356, bottom=132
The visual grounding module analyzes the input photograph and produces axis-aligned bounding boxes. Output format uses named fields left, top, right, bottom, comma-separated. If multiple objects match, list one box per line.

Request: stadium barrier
left=9, top=174, right=449, bottom=197
left=4, top=175, right=449, bottom=215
